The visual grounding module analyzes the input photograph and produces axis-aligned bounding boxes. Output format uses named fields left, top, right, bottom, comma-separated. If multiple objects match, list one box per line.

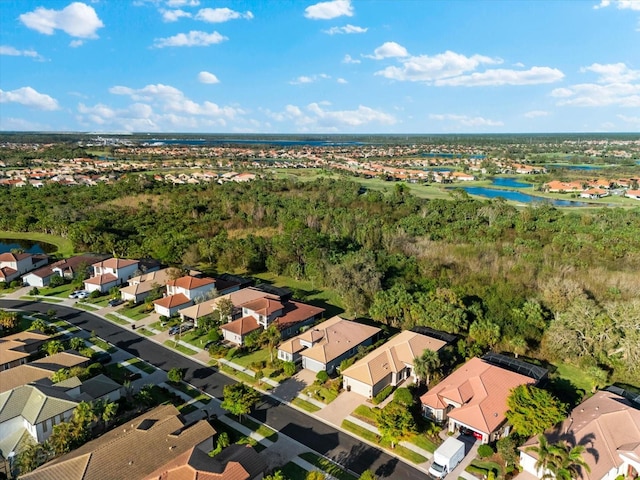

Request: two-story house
left=221, top=297, right=324, bottom=346
left=84, top=258, right=140, bottom=293
left=153, top=276, right=220, bottom=317
left=0, top=252, right=49, bottom=284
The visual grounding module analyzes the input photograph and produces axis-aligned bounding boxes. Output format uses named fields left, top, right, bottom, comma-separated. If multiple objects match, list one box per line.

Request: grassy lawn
left=178, top=403, right=198, bottom=415
left=552, top=362, right=593, bottom=394
left=299, top=452, right=358, bottom=480
left=279, top=461, right=309, bottom=480
left=302, top=382, right=340, bottom=404
left=105, top=313, right=129, bottom=325
left=210, top=418, right=267, bottom=453
left=163, top=340, right=197, bottom=356
left=149, top=320, right=170, bottom=331
left=342, top=419, right=379, bottom=442
left=75, top=302, right=101, bottom=311
left=121, top=303, right=152, bottom=321
left=230, top=415, right=279, bottom=443
left=127, top=358, right=156, bottom=374
left=352, top=404, right=379, bottom=425
left=89, top=336, right=116, bottom=353
left=409, top=434, right=438, bottom=453
left=104, top=363, right=136, bottom=384
left=0, top=231, right=74, bottom=257
left=37, top=283, right=77, bottom=299
left=137, top=327, right=154, bottom=337
left=230, top=348, right=270, bottom=368
left=169, top=381, right=211, bottom=404
left=21, top=296, right=64, bottom=303
left=291, top=397, right=321, bottom=413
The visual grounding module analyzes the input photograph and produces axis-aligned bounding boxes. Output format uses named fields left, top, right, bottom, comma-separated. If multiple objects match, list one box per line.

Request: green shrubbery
left=372, top=385, right=394, bottom=405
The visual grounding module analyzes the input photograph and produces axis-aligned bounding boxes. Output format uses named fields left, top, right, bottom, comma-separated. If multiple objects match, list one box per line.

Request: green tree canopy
left=506, top=385, right=566, bottom=437
left=375, top=401, right=416, bottom=448
left=221, top=383, right=261, bottom=422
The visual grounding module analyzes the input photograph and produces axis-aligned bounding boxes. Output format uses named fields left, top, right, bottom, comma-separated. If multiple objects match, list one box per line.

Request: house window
left=42, top=420, right=48, bottom=432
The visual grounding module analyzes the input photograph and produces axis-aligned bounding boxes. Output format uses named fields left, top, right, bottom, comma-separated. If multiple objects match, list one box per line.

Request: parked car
left=75, top=290, right=90, bottom=299
left=169, top=323, right=194, bottom=336
left=68, top=291, right=80, bottom=298
left=460, top=427, right=483, bottom=440
left=108, top=298, right=124, bottom=307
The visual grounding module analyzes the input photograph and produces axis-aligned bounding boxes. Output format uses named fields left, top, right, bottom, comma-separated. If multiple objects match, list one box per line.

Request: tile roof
left=51, top=255, right=103, bottom=275
left=153, top=293, right=192, bottom=309
left=167, top=276, right=216, bottom=290
left=221, top=316, right=261, bottom=336
left=21, top=404, right=216, bottom=480
left=522, top=390, right=640, bottom=480
left=128, top=268, right=173, bottom=286
left=294, top=316, right=380, bottom=364
left=420, top=357, right=535, bottom=435
left=0, top=351, right=88, bottom=393
left=91, top=258, right=139, bottom=269
left=240, top=298, right=284, bottom=317
left=144, top=444, right=266, bottom=480
left=0, top=252, right=32, bottom=262
left=84, top=273, right=118, bottom=285
left=342, top=330, right=447, bottom=386
left=0, top=331, right=49, bottom=365
left=272, top=300, right=325, bottom=331
left=0, top=383, right=77, bottom=425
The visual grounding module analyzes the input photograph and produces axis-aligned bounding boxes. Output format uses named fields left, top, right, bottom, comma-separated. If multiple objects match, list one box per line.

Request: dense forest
left=1, top=176, right=639, bottom=383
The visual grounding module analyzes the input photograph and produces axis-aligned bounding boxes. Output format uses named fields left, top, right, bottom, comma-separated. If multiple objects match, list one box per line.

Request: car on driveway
left=108, top=298, right=124, bottom=307
left=76, top=291, right=90, bottom=299
left=169, top=323, right=194, bottom=336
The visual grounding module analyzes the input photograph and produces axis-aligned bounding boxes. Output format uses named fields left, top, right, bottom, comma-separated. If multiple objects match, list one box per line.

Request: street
left=0, top=299, right=427, bottom=479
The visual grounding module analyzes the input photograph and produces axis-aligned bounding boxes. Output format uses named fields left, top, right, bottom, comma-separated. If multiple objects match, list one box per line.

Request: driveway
left=272, top=368, right=316, bottom=402
left=315, top=390, right=366, bottom=425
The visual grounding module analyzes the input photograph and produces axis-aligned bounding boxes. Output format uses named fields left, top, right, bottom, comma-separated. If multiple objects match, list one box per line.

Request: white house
left=153, top=276, right=218, bottom=317
left=0, top=252, right=48, bottom=283
left=84, top=258, right=139, bottom=293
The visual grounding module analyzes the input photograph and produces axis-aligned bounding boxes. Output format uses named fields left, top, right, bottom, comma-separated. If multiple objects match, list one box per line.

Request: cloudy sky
left=1, top=0, right=639, bottom=133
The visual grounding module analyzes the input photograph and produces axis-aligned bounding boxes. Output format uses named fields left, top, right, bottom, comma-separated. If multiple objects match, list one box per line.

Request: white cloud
left=0, top=45, right=41, bottom=58
left=19, top=2, right=104, bottom=39
left=198, top=71, right=220, bottom=84
left=323, top=24, right=367, bottom=34
left=153, top=30, right=227, bottom=48
left=342, top=54, right=360, bottom=64
left=266, top=102, right=395, bottom=131
left=552, top=62, right=640, bottom=107
left=580, top=62, right=640, bottom=83
left=304, top=0, right=353, bottom=20
left=0, top=117, right=52, bottom=131
left=0, top=86, right=59, bottom=110
left=161, top=9, right=192, bottom=22
left=166, top=0, right=199, bottom=6
left=594, top=0, right=640, bottom=9
left=195, top=8, right=253, bottom=23
left=375, top=50, right=500, bottom=82
left=337, top=78, right=348, bottom=84
left=618, top=114, right=640, bottom=125
left=430, top=113, right=503, bottom=127
left=524, top=110, right=550, bottom=118
left=289, top=73, right=330, bottom=85
left=69, top=39, right=84, bottom=48
left=366, top=41, right=409, bottom=60
left=435, top=66, right=564, bottom=86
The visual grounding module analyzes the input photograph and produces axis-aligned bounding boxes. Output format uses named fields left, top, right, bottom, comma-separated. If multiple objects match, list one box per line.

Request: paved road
left=0, top=299, right=427, bottom=479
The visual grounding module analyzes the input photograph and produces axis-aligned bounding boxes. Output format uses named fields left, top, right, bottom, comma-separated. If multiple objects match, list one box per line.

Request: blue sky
left=1, top=0, right=639, bottom=133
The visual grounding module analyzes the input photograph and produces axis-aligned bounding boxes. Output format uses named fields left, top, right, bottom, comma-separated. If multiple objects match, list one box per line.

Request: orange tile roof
left=221, top=316, right=261, bottom=336
left=153, top=293, right=191, bottom=309
left=272, top=301, right=325, bottom=330
left=420, top=357, right=535, bottom=435
left=240, top=298, right=284, bottom=317
left=167, top=276, right=216, bottom=290
left=92, top=257, right=139, bottom=269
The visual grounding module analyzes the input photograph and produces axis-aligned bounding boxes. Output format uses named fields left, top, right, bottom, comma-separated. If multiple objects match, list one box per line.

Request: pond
left=458, top=187, right=594, bottom=207
left=0, top=239, right=56, bottom=254
left=491, top=178, right=533, bottom=188
left=544, top=164, right=603, bottom=171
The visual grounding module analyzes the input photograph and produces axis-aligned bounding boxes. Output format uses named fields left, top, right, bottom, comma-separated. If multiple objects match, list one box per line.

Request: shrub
left=9, top=280, right=20, bottom=288
left=478, top=444, right=495, bottom=459
left=315, top=370, right=329, bottom=384
left=29, top=287, right=40, bottom=296
left=393, top=387, right=414, bottom=407
left=89, top=290, right=101, bottom=299
left=283, top=361, right=296, bottom=377
left=49, top=274, right=65, bottom=287
left=372, top=385, right=394, bottom=405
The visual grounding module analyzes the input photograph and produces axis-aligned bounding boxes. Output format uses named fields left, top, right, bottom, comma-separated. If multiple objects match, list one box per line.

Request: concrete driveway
left=315, top=390, right=367, bottom=425
left=271, top=368, right=316, bottom=402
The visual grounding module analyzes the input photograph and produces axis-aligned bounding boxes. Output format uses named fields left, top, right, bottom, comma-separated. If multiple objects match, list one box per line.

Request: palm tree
left=527, top=435, right=591, bottom=480
left=413, top=349, right=440, bottom=386
left=42, top=339, right=65, bottom=356
left=528, top=435, right=556, bottom=479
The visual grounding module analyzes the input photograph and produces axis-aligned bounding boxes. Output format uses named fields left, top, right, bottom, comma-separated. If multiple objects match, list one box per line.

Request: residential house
left=144, top=444, right=266, bottom=480
left=84, top=258, right=140, bottom=293
left=545, top=180, right=584, bottom=193
left=51, top=255, right=106, bottom=281
left=119, top=268, right=173, bottom=304
left=342, top=330, right=447, bottom=398
left=221, top=297, right=324, bottom=346
left=179, top=287, right=278, bottom=326
left=153, top=276, right=221, bottom=317
left=625, top=189, right=640, bottom=200
left=0, top=252, right=48, bottom=283
left=22, top=266, right=56, bottom=288
left=0, top=331, right=49, bottom=370
left=278, top=316, right=380, bottom=374
left=420, top=356, right=539, bottom=443
left=0, top=383, right=79, bottom=459
left=519, top=390, right=640, bottom=480
left=580, top=188, right=609, bottom=199
left=20, top=404, right=216, bottom=480
left=0, top=351, right=89, bottom=394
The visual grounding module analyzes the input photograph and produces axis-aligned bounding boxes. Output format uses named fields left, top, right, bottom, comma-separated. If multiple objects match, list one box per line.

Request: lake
left=0, top=239, right=56, bottom=254
left=544, top=164, right=603, bottom=171
left=458, top=187, right=594, bottom=207
left=491, top=178, right=532, bottom=188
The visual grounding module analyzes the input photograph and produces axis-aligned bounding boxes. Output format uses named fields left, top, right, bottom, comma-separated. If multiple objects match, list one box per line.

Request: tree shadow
left=332, top=442, right=382, bottom=476
left=271, top=376, right=308, bottom=402
left=547, top=377, right=585, bottom=409
left=375, top=457, right=399, bottom=478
